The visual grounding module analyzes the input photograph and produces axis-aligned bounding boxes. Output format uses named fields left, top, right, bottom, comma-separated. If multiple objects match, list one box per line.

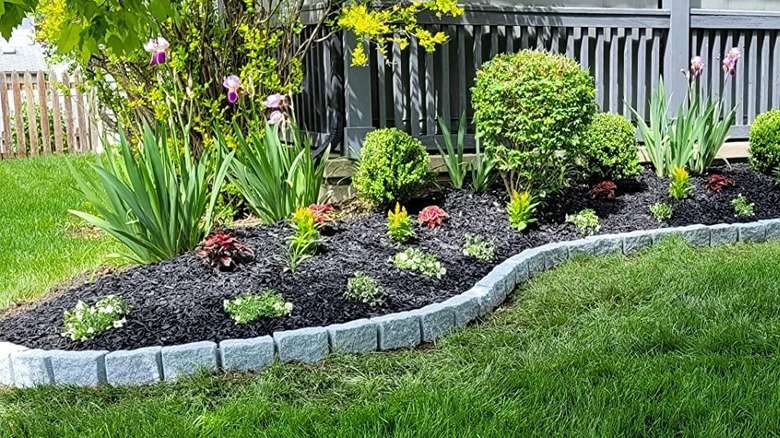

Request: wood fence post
left=664, top=0, right=691, bottom=114
left=343, top=32, right=374, bottom=160
left=0, top=74, right=11, bottom=157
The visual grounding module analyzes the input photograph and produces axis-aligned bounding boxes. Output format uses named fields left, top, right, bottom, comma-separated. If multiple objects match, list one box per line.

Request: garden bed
left=1, top=163, right=779, bottom=351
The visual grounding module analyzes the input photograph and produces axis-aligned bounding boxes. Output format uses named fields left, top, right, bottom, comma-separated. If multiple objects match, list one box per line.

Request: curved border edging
left=2, top=219, right=780, bottom=388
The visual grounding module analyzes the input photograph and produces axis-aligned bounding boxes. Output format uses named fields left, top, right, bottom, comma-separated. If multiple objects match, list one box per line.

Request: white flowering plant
left=224, top=289, right=293, bottom=324
left=62, top=295, right=130, bottom=341
left=345, top=272, right=385, bottom=307
left=391, top=248, right=446, bottom=279
left=463, top=233, right=495, bottom=261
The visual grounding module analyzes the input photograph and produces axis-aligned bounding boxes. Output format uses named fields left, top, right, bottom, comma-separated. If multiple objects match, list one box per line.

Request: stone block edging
left=2, top=219, right=777, bottom=388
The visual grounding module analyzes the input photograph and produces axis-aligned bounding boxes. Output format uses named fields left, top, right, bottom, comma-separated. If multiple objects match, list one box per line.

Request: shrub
left=219, top=121, right=329, bottom=224
left=463, top=233, right=495, bottom=261
left=345, top=272, right=385, bottom=307
left=353, top=128, right=429, bottom=207
left=69, top=124, right=232, bottom=263
left=650, top=202, right=673, bottom=222
left=224, top=289, right=292, bottom=324
left=749, top=109, right=780, bottom=174
left=566, top=209, right=600, bottom=236
left=669, top=166, right=692, bottom=200
left=197, top=232, right=254, bottom=270
left=418, top=206, right=448, bottom=229
left=62, top=296, right=130, bottom=341
left=391, top=248, right=446, bottom=279
left=507, top=191, right=539, bottom=231
left=387, top=203, right=415, bottom=244
left=706, top=174, right=734, bottom=193
left=472, top=49, right=595, bottom=197
left=731, top=194, right=755, bottom=218
left=580, top=113, right=641, bottom=181
left=286, top=207, right=322, bottom=272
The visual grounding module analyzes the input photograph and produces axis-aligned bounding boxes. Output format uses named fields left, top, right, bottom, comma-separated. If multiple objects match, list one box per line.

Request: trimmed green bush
left=471, top=49, right=595, bottom=197
left=580, top=113, right=641, bottom=181
left=749, top=109, right=780, bottom=174
left=353, top=128, right=429, bottom=207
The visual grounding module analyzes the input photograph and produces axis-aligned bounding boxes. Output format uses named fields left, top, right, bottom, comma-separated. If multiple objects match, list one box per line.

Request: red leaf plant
left=197, top=232, right=254, bottom=270
left=418, top=206, right=448, bottom=229
left=706, top=174, right=735, bottom=193
left=589, top=181, right=617, bottom=200
left=309, top=204, right=334, bottom=225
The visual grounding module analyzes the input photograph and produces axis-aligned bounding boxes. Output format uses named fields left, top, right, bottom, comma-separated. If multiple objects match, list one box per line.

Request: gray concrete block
left=523, top=247, right=547, bottom=278
left=505, top=255, right=530, bottom=283
left=105, top=347, right=162, bottom=386
left=464, top=285, right=492, bottom=316
left=50, top=350, right=107, bottom=387
left=679, top=224, right=711, bottom=247
left=441, top=293, right=482, bottom=327
left=735, top=222, right=766, bottom=243
left=543, top=242, right=570, bottom=270
left=475, top=267, right=510, bottom=311
left=274, top=327, right=329, bottom=364
left=219, top=336, right=275, bottom=372
left=371, top=311, right=421, bottom=350
left=709, top=223, right=738, bottom=246
left=161, top=341, right=218, bottom=381
left=0, top=342, right=27, bottom=387
left=569, top=235, right=624, bottom=259
left=327, top=319, right=378, bottom=354
left=648, top=227, right=681, bottom=244
left=760, top=219, right=780, bottom=241
left=10, top=349, right=52, bottom=388
left=623, top=230, right=654, bottom=254
left=412, top=302, right=455, bottom=342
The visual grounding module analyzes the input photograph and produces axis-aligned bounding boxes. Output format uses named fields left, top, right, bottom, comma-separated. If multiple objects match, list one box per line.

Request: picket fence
left=0, top=71, right=99, bottom=159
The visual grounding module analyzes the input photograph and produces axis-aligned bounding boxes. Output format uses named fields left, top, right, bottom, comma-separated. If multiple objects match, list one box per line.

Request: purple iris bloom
left=144, top=37, right=170, bottom=66
left=722, top=48, right=741, bottom=76
left=223, top=75, right=241, bottom=104
left=690, top=56, right=704, bottom=78
left=263, top=93, right=290, bottom=109
left=268, top=110, right=286, bottom=126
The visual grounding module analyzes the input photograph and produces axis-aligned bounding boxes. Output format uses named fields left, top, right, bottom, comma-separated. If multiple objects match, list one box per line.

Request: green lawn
left=0, top=155, right=119, bottom=309
left=3, top=238, right=780, bottom=437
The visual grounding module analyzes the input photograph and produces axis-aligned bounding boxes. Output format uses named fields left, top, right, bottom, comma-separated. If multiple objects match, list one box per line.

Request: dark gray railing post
left=664, top=0, right=691, bottom=114
left=343, top=33, right=374, bottom=159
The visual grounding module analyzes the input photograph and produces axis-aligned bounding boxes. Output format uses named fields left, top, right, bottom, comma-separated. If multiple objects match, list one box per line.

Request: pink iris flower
left=722, top=48, right=741, bottom=76
left=690, top=56, right=704, bottom=78
left=144, top=37, right=170, bottom=66
left=223, top=75, right=241, bottom=104
left=263, top=93, right=290, bottom=109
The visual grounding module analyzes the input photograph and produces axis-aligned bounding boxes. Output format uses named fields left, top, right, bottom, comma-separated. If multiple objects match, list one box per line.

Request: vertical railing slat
left=37, top=73, right=51, bottom=154
left=595, top=28, right=605, bottom=111
left=760, top=31, right=770, bottom=114
left=425, top=49, right=435, bottom=136
left=74, top=72, right=89, bottom=152
left=376, top=45, right=387, bottom=129
left=11, top=73, right=25, bottom=157
left=24, top=72, right=39, bottom=156
left=392, top=41, right=405, bottom=130
left=609, top=28, right=620, bottom=113
left=747, top=32, right=758, bottom=123
left=457, top=26, right=467, bottom=118
left=0, top=74, right=11, bottom=157
left=61, top=74, right=76, bottom=153
left=736, top=31, right=746, bottom=126
left=409, top=39, right=421, bottom=137
left=50, top=71, right=64, bottom=154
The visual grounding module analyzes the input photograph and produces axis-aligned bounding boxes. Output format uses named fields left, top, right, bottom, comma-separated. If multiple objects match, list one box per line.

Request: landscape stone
left=327, top=319, right=378, bottom=354
left=709, top=223, right=738, bottom=246
left=412, top=302, right=455, bottom=342
left=106, top=347, right=163, bottom=386
left=371, top=311, right=421, bottom=350
left=10, top=349, right=52, bottom=388
left=274, top=327, right=329, bottom=364
left=50, top=350, right=107, bottom=387
left=161, top=341, right=218, bottom=381
left=219, top=336, right=275, bottom=372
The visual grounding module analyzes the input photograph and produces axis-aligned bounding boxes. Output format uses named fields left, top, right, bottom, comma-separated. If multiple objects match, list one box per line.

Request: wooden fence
left=297, top=0, right=780, bottom=157
left=0, top=71, right=99, bottom=159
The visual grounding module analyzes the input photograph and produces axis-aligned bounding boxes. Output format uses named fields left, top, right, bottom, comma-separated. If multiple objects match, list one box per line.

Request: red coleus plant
left=309, top=204, right=334, bottom=225
left=197, top=232, right=254, bottom=270
left=589, top=181, right=617, bottom=200
left=706, top=174, right=735, bottom=193
left=418, top=206, right=448, bottom=229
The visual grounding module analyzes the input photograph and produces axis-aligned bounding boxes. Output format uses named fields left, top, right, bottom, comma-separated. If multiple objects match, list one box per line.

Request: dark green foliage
left=749, top=109, right=780, bottom=174
left=580, top=113, right=641, bottom=181
left=471, top=49, right=596, bottom=196
left=353, top=128, right=430, bottom=207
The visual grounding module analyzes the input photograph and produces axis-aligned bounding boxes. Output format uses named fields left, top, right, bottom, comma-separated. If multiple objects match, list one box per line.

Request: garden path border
left=2, top=219, right=779, bottom=388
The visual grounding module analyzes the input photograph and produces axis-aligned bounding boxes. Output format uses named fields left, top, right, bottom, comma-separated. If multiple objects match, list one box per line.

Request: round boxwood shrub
left=749, top=109, right=780, bottom=174
left=472, top=49, right=595, bottom=197
left=353, top=128, right=429, bottom=206
left=580, top=113, right=641, bottom=181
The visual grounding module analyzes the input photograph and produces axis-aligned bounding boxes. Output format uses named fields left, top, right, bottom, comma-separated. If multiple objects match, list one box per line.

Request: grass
left=4, top=237, right=780, bottom=436
left=0, top=155, right=120, bottom=308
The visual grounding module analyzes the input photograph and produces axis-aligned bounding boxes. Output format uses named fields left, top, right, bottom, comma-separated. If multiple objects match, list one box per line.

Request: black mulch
left=2, top=163, right=779, bottom=351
